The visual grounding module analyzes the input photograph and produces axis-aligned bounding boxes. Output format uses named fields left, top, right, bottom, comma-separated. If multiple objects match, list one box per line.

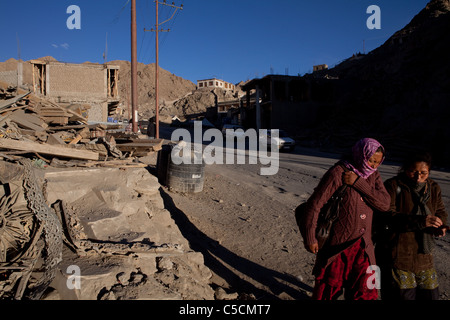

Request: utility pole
left=145, top=0, right=183, bottom=139
left=103, top=32, right=108, bottom=64
left=131, top=0, right=138, bottom=133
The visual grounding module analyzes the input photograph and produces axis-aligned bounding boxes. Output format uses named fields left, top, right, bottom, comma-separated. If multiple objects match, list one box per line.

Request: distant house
left=197, top=78, right=235, bottom=91
left=313, top=64, right=328, bottom=72
left=30, top=60, right=120, bottom=122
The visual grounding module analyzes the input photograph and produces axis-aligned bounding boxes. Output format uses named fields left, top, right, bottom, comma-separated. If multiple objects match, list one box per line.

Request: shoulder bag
left=295, top=165, right=349, bottom=249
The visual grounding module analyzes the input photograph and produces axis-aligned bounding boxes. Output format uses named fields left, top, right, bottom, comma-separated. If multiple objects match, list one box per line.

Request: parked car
left=259, top=129, right=295, bottom=151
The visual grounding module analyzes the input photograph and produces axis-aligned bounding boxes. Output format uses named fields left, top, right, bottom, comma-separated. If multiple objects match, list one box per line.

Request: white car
left=259, top=129, right=295, bottom=151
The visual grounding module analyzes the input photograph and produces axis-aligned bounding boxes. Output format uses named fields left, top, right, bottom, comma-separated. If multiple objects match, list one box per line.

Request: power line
left=110, top=0, right=131, bottom=24
left=159, top=5, right=181, bottom=48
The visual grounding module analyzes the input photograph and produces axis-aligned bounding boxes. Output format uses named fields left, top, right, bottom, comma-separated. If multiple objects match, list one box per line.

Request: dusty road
left=157, top=130, right=450, bottom=300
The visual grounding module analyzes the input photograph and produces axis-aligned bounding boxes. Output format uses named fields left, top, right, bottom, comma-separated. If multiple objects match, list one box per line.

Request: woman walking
left=380, top=151, right=448, bottom=300
left=300, top=138, right=390, bottom=300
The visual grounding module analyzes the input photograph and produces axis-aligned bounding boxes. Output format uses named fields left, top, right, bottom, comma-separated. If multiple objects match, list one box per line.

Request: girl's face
left=367, top=151, right=384, bottom=169
left=406, top=161, right=430, bottom=184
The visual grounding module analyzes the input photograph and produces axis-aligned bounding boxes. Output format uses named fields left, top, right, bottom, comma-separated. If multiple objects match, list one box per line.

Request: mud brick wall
left=0, top=70, right=18, bottom=85
left=87, top=102, right=107, bottom=122
left=47, top=64, right=107, bottom=101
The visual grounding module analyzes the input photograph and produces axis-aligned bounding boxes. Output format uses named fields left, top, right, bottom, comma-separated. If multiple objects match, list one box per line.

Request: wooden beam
left=69, top=127, right=90, bottom=145
left=0, top=138, right=99, bottom=160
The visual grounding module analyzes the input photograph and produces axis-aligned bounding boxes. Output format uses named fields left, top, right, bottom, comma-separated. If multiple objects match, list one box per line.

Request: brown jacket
left=301, top=161, right=391, bottom=274
left=383, top=174, right=448, bottom=273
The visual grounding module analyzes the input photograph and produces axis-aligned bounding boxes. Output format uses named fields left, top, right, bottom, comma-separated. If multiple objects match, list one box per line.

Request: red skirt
left=313, top=238, right=378, bottom=300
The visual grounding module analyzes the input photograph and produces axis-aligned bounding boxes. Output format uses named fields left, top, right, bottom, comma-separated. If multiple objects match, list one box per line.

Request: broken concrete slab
left=40, top=166, right=214, bottom=300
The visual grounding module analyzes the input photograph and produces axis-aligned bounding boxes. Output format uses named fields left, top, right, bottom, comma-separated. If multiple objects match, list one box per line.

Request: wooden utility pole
left=145, top=0, right=183, bottom=139
left=131, top=0, right=138, bottom=132
left=155, top=1, right=160, bottom=138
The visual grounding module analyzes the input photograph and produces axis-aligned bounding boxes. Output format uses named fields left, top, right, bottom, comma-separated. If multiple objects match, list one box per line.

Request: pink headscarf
left=343, top=138, right=385, bottom=179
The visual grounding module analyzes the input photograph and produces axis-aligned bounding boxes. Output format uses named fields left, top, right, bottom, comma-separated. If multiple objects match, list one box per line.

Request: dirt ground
left=159, top=145, right=450, bottom=300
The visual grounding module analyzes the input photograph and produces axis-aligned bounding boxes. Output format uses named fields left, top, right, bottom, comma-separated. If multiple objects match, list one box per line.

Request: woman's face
left=406, top=161, right=430, bottom=184
left=367, top=151, right=384, bottom=169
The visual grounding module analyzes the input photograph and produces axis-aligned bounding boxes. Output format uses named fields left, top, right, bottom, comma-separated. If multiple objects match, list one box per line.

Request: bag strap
left=335, top=163, right=349, bottom=197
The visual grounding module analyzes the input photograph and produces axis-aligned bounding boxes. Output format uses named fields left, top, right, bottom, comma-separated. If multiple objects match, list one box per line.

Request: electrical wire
left=110, top=0, right=131, bottom=25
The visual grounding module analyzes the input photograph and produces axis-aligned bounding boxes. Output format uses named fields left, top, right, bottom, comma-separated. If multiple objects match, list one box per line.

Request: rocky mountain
left=107, top=60, right=197, bottom=120
left=308, top=0, right=450, bottom=166
left=108, top=61, right=243, bottom=121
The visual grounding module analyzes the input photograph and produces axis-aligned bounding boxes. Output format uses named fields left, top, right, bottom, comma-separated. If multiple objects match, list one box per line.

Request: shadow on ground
left=159, top=187, right=312, bottom=300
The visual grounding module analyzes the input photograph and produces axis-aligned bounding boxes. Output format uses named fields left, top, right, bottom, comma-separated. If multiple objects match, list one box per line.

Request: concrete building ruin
left=31, top=60, right=120, bottom=122
left=240, top=74, right=336, bottom=135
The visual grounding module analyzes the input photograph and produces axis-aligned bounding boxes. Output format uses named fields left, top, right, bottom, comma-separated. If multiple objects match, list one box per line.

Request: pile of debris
left=1, top=82, right=214, bottom=300
left=0, top=81, right=163, bottom=169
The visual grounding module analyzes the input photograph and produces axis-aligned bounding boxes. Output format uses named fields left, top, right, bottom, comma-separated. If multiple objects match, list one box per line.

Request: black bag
left=295, top=178, right=348, bottom=249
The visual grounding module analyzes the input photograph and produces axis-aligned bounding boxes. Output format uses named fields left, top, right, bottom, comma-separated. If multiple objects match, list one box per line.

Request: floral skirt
left=313, top=238, right=378, bottom=300
left=392, top=268, right=439, bottom=290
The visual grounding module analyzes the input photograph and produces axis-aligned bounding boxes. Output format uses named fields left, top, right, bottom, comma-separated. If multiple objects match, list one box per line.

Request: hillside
left=107, top=60, right=196, bottom=120
left=308, top=0, right=450, bottom=166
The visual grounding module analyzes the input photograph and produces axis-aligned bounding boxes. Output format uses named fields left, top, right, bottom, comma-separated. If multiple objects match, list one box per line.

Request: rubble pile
left=0, top=81, right=163, bottom=168
left=0, top=81, right=215, bottom=300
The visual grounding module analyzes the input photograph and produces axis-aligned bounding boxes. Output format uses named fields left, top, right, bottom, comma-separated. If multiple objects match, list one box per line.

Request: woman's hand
left=435, top=225, right=449, bottom=237
left=425, top=215, right=443, bottom=229
left=305, top=242, right=319, bottom=254
left=343, top=171, right=358, bottom=186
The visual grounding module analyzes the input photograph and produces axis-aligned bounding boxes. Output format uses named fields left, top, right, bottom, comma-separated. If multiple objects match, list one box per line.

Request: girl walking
left=381, top=151, right=448, bottom=300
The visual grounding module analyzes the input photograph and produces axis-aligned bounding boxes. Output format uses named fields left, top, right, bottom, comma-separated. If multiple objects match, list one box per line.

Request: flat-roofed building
left=197, top=78, right=235, bottom=91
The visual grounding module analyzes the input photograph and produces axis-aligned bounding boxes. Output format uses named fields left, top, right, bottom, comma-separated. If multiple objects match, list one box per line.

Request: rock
left=116, top=272, right=129, bottom=285
left=157, top=257, right=174, bottom=271
left=215, top=287, right=239, bottom=300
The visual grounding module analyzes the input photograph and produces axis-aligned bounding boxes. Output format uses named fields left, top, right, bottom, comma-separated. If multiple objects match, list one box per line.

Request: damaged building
left=30, top=60, right=120, bottom=122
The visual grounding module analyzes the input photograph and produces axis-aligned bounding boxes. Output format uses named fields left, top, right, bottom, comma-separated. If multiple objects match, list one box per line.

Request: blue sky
left=0, top=0, right=430, bottom=84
